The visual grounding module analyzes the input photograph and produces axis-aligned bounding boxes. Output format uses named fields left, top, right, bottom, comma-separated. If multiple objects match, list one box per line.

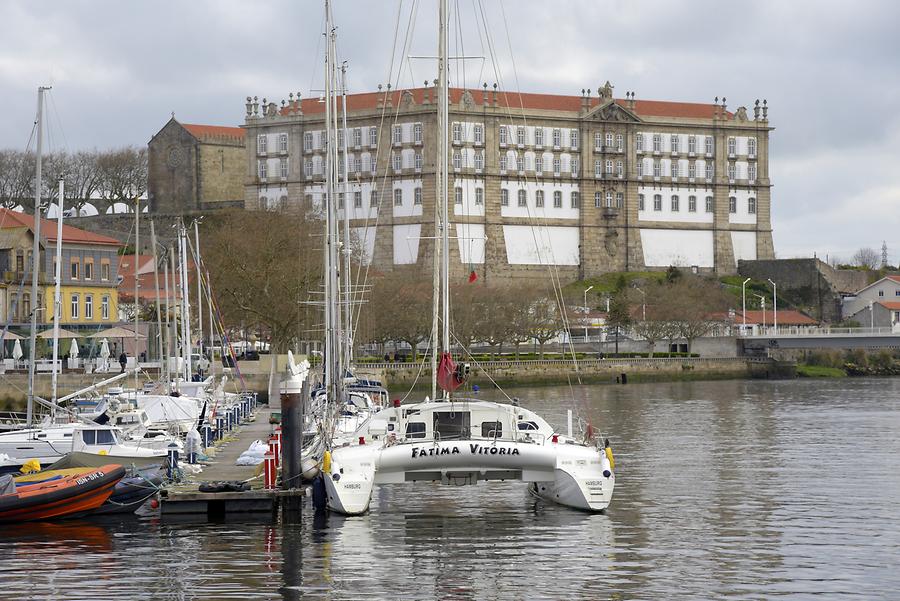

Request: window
left=606, top=191, right=613, bottom=208
left=453, top=152, right=462, bottom=170
left=475, top=188, right=484, bottom=205
left=749, top=164, right=757, bottom=181
left=616, top=192, right=624, bottom=208
left=338, top=130, right=344, bottom=148
left=101, top=295, right=109, bottom=320
left=594, top=191, right=602, bottom=208
left=553, top=157, right=561, bottom=175
left=688, top=195, right=697, bottom=212
left=553, top=191, right=562, bottom=208
left=517, top=154, right=524, bottom=173
left=637, top=160, right=644, bottom=177
left=688, top=162, right=696, bottom=179
left=319, top=131, right=327, bottom=148
left=729, top=196, right=737, bottom=213
left=70, top=259, right=79, bottom=280
left=406, top=422, right=426, bottom=439
left=705, top=196, right=714, bottom=212
left=517, top=126, right=525, bottom=146
left=570, top=191, right=579, bottom=208
left=481, top=421, right=503, bottom=438
left=653, top=194, right=662, bottom=211
left=671, top=135, right=679, bottom=153
left=518, top=189, right=527, bottom=207
left=369, top=127, right=378, bottom=146
left=353, top=128, right=362, bottom=147
left=671, top=161, right=678, bottom=178
left=304, top=132, right=313, bottom=151
left=535, top=190, right=544, bottom=207
left=570, top=129, right=578, bottom=149
left=279, top=133, right=288, bottom=152
left=257, top=134, right=267, bottom=154
left=15, top=252, right=24, bottom=274
left=501, top=189, right=509, bottom=206
left=748, top=137, right=757, bottom=157
left=415, top=153, right=423, bottom=171
left=594, top=159, right=603, bottom=177
left=338, top=193, right=344, bottom=209
left=414, top=188, right=422, bottom=205
left=499, top=125, right=508, bottom=145
left=748, top=197, right=757, bottom=214
left=101, top=260, right=110, bottom=281
left=354, top=191, right=362, bottom=208
left=571, top=157, right=579, bottom=175
left=354, top=157, right=362, bottom=173
left=84, top=295, right=93, bottom=319
left=415, top=123, right=423, bottom=144
left=370, top=190, right=379, bottom=207
left=605, top=159, right=613, bottom=174
left=653, top=161, right=661, bottom=178
left=394, top=189, right=403, bottom=206
left=474, top=124, right=484, bottom=144
left=706, top=161, right=714, bottom=180
left=453, top=123, right=462, bottom=144
left=535, top=156, right=543, bottom=173
left=552, top=128, right=561, bottom=148
left=671, top=195, right=680, bottom=211
left=688, top=135, right=696, bottom=154
left=70, top=293, right=79, bottom=319
left=728, top=163, right=736, bottom=181
left=474, top=152, right=484, bottom=170
left=455, top=187, right=463, bottom=204
left=393, top=125, right=402, bottom=144
left=605, top=132, right=614, bottom=148
left=84, top=260, right=93, bottom=281
left=338, top=159, right=345, bottom=177
left=280, top=158, right=288, bottom=178
left=705, top=136, right=714, bottom=155
left=727, top=137, right=736, bottom=156
left=535, top=128, right=544, bottom=146
left=258, top=160, right=267, bottom=179
left=499, top=154, right=508, bottom=172
left=636, top=133, right=644, bottom=151
left=616, top=134, right=624, bottom=151
left=304, top=159, right=313, bottom=176
left=594, top=132, right=602, bottom=150
left=638, top=193, right=645, bottom=211
left=392, top=153, right=402, bottom=171
left=652, top=134, right=661, bottom=152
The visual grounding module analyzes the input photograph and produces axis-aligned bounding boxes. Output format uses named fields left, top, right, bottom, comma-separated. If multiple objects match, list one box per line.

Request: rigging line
left=398, top=329, right=432, bottom=403
left=46, top=90, right=70, bottom=156
left=308, top=8, right=328, bottom=97
left=448, top=328, right=514, bottom=403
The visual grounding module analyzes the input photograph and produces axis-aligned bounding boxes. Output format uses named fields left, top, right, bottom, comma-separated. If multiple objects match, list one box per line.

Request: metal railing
left=738, top=326, right=900, bottom=338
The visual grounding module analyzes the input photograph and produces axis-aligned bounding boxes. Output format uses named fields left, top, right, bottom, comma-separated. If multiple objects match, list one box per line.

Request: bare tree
left=0, top=150, right=36, bottom=210
left=629, top=282, right=671, bottom=357
left=667, top=277, right=731, bottom=353
left=852, top=247, right=880, bottom=270
left=527, top=293, right=562, bottom=359
left=97, top=147, right=147, bottom=213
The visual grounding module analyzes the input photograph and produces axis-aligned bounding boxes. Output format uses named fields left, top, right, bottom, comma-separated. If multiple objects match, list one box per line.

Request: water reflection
left=2, top=379, right=900, bottom=600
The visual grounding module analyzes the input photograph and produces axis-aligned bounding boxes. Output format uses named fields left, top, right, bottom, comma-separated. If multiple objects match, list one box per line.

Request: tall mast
left=133, top=196, right=140, bottom=393
left=435, top=0, right=451, bottom=400
left=194, top=220, right=204, bottom=366
left=179, top=224, right=193, bottom=379
left=50, top=178, right=64, bottom=413
left=323, top=0, right=341, bottom=406
left=26, top=85, right=49, bottom=428
left=150, top=221, right=165, bottom=387
left=340, top=62, right=353, bottom=375
left=167, top=245, right=178, bottom=391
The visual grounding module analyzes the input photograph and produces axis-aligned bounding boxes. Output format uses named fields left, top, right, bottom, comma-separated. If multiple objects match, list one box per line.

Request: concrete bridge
left=740, top=326, right=900, bottom=351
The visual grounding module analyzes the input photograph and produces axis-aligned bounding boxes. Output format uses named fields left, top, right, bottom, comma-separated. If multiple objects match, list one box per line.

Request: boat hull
left=0, top=464, right=126, bottom=522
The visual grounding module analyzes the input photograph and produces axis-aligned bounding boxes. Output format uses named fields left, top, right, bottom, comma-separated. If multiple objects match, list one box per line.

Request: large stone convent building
left=241, top=83, right=774, bottom=279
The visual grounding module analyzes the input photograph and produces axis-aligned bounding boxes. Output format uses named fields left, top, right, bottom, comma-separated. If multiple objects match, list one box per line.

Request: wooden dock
left=160, top=394, right=307, bottom=519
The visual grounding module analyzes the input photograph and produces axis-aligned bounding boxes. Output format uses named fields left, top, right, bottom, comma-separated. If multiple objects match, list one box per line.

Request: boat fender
left=322, top=450, right=332, bottom=474
left=301, top=458, right=320, bottom=481
left=20, top=459, right=41, bottom=474
left=604, top=446, right=615, bottom=471
left=311, top=475, right=327, bottom=511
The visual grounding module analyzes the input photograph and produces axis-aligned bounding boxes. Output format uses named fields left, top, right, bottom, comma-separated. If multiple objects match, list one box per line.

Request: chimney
left=376, top=84, right=383, bottom=109
left=492, top=83, right=498, bottom=108
left=423, top=81, right=430, bottom=105
left=482, top=82, right=488, bottom=106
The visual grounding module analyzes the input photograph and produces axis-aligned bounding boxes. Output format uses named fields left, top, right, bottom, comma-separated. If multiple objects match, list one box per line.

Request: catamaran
left=318, top=0, right=615, bottom=515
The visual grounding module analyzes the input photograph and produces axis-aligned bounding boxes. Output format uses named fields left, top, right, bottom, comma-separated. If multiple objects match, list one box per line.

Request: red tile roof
left=118, top=271, right=184, bottom=303
left=117, top=254, right=156, bottom=278
left=182, top=123, right=245, bottom=142
left=279, top=87, right=729, bottom=120
left=0, top=208, right=121, bottom=247
left=876, top=301, right=900, bottom=310
left=886, top=275, right=900, bottom=283
left=736, top=310, right=818, bottom=326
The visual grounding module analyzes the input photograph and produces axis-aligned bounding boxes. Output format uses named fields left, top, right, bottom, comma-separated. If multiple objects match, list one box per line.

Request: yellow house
left=0, top=208, right=121, bottom=328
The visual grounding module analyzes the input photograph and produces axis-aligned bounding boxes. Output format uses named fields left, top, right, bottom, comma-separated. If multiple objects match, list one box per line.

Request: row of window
left=257, top=133, right=289, bottom=154
left=637, top=194, right=757, bottom=214
left=68, top=293, right=110, bottom=320
left=258, top=158, right=290, bottom=180
left=637, top=160, right=758, bottom=182
left=63, top=258, right=111, bottom=282
left=303, top=127, right=381, bottom=152
left=500, top=189, right=581, bottom=208
left=636, top=134, right=757, bottom=157
left=499, top=125, right=576, bottom=149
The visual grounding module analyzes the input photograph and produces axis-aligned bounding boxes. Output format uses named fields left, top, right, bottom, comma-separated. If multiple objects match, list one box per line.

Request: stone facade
left=242, top=84, right=775, bottom=281
left=148, top=118, right=245, bottom=214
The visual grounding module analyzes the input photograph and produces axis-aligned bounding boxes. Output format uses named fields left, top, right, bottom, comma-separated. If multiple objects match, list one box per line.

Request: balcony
left=602, top=145, right=622, bottom=154
left=602, top=207, right=619, bottom=219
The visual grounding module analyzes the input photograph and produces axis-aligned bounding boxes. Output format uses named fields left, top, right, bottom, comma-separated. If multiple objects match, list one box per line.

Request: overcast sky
left=2, top=0, right=898, bottom=264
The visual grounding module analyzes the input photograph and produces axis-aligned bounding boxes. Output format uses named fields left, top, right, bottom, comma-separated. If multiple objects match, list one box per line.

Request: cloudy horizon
left=2, top=0, right=898, bottom=264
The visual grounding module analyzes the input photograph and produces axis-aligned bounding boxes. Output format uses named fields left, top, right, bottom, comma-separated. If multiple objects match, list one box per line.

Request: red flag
left=468, top=270, right=478, bottom=283
left=437, top=352, right=464, bottom=393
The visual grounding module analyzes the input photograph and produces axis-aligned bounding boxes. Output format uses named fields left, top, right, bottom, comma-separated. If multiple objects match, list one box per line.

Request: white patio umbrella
left=69, top=337, right=79, bottom=357
left=12, top=339, right=23, bottom=361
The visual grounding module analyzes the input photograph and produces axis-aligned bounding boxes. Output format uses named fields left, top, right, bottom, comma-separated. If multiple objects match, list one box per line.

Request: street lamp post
left=583, top=285, right=594, bottom=342
left=869, top=300, right=874, bottom=329
left=634, top=286, right=646, bottom=321
left=754, top=294, right=766, bottom=332
left=741, top=277, right=751, bottom=330
left=767, top=278, right=777, bottom=331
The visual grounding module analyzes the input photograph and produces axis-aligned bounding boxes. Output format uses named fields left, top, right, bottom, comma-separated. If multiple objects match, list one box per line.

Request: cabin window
left=517, top=421, right=539, bottom=431
left=83, top=430, right=96, bottom=444
left=481, top=421, right=503, bottom=438
left=406, top=422, right=426, bottom=439
left=96, top=430, right=115, bottom=444
left=433, top=411, right=470, bottom=440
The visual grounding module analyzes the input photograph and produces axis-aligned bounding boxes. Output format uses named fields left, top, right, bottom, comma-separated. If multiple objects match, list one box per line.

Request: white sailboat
left=321, top=1, right=615, bottom=514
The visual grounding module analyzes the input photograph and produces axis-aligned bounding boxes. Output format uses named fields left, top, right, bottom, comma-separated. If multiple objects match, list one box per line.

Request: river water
left=2, top=378, right=899, bottom=600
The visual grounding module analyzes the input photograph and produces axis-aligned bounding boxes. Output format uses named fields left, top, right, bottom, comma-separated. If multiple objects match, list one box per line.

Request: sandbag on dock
left=234, top=440, right=269, bottom=466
